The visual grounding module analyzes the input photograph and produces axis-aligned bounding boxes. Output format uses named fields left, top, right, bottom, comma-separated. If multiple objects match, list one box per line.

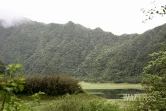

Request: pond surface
left=85, top=89, right=144, bottom=99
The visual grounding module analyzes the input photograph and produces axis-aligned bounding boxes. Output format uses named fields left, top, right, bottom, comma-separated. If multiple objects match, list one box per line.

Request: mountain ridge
left=0, top=19, right=166, bottom=83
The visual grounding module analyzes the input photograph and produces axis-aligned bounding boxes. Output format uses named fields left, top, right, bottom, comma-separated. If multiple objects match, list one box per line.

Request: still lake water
left=85, top=89, right=144, bottom=99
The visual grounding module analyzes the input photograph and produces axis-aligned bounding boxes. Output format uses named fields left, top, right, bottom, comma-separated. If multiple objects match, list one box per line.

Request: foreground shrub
left=21, top=75, right=83, bottom=95
left=0, top=64, right=32, bottom=111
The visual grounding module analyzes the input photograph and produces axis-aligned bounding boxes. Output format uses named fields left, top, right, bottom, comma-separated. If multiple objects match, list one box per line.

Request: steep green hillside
left=0, top=19, right=165, bottom=83
left=0, top=60, right=5, bottom=74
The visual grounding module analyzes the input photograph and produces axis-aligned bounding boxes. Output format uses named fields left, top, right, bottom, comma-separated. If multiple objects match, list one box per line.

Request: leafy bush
left=0, top=64, right=32, bottom=111
left=21, top=75, right=83, bottom=95
left=42, top=93, right=119, bottom=111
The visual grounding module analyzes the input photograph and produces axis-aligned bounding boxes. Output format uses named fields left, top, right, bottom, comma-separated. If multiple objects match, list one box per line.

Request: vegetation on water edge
left=22, top=75, right=83, bottom=95
left=39, top=93, right=120, bottom=111
left=0, top=64, right=84, bottom=111
left=1, top=61, right=165, bottom=111
left=0, top=64, right=141, bottom=111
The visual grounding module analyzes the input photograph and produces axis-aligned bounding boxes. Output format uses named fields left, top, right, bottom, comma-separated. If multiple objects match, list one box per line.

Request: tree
left=138, top=50, right=166, bottom=111
left=138, top=1, right=166, bottom=110
left=142, top=1, right=166, bottom=22
left=141, top=0, right=166, bottom=22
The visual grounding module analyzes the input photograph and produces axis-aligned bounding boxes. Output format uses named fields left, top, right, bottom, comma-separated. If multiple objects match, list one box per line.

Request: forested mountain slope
left=0, top=19, right=165, bottom=83
left=0, top=60, right=5, bottom=74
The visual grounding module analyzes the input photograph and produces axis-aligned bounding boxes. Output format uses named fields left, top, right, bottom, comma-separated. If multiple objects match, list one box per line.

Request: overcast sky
left=0, top=0, right=166, bottom=35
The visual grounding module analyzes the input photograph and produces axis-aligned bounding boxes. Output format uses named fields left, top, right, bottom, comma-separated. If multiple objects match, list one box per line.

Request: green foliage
left=141, top=1, right=166, bottom=22
left=138, top=51, right=166, bottom=111
left=0, top=64, right=31, bottom=111
left=31, top=91, right=45, bottom=105
left=21, top=75, right=83, bottom=95
left=42, top=94, right=119, bottom=111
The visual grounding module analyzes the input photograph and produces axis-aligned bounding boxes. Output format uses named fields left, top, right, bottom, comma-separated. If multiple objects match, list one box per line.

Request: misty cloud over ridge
left=0, top=17, right=32, bottom=28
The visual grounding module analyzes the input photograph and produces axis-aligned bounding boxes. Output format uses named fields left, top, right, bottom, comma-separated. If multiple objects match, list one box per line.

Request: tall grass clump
left=21, top=75, right=83, bottom=95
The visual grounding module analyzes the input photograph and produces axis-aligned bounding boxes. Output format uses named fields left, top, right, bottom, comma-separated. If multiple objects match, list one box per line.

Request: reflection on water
left=85, top=89, right=144, bottom=99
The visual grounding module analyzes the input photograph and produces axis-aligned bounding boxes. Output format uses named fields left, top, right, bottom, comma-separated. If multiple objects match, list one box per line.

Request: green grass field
left=80, top=82, right=143, bottom=90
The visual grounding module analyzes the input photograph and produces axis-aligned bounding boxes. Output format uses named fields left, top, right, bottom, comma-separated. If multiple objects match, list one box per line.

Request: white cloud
left=0, top=0, right=166, bottom=35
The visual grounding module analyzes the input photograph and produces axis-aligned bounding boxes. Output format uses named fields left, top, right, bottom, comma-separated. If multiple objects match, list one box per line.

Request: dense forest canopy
left=0, top=19, right=166, bottom=83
